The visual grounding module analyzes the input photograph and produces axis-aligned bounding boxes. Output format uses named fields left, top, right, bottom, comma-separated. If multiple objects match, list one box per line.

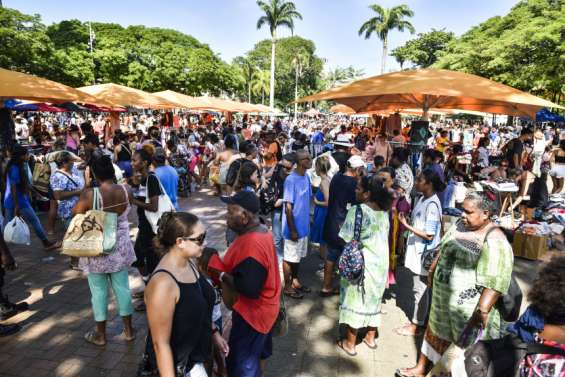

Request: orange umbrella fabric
left=153, top=90, right=220, bottom=110
left=298, top=69, right=563, bottom=118
left=78, top=83, right=185, bottom=109
left=0, top=68, right=112, bottom=106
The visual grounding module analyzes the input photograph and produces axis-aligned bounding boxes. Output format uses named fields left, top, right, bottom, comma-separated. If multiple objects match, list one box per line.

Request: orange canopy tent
left=330, top=103, right=451, bottom=116
left=153, top=90, right=230, bottom=111
left=299, top=69, right=563, bottom=119
left=78, top=83, right=185, bottom=109
left=0, top=68, right=114, bottom=107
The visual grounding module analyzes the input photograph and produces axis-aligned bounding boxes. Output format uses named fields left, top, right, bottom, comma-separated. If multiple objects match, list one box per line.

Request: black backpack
left=225, top=158, right=244, bottom=187
left=464, top=333, right=565, bottom=377
left=259, top=167, right=280, bottom=215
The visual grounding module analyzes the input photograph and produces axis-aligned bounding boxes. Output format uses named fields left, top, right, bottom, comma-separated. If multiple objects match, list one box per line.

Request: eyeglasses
left=182, top=232, right=206, bottom=246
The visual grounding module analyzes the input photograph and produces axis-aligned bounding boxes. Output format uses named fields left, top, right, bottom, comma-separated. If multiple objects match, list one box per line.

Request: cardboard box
left=512, top=231, right=548, bottom=260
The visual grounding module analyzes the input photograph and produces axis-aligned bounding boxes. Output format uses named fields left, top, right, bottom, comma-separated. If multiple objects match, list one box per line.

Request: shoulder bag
left=420, top=199, right=443, bottom=271
left=62, top=188, right=118, bottom=257
left=145, top=173, right=176, bottom=234
left=338, top=205, right=365, bottom=289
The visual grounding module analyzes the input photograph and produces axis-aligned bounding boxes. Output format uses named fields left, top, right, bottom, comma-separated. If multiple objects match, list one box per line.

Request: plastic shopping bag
left=3, top=216, right=31, bottom=245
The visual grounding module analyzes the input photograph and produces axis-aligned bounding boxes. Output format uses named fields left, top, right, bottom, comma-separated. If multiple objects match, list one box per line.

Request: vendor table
left=481, top=181, right=520, bottom=227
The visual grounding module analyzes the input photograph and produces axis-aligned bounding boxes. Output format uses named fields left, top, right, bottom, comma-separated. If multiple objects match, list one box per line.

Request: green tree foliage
left=236, top=36, right=324, bottom=109
left=358, top=4, right=415, bottom=74
left=390, top=29, right=454, bottom=69
left=0, top=7, right=54, bottom=76
left=434, top=0, right=564, bottom=104
left=323, top=66, right=365, bottom=89
left=0, top=7, right=243, bottom=96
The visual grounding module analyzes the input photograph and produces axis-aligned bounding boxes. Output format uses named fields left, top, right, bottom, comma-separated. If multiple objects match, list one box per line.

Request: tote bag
left=61, top=188, right=117, bottom=257
left=144, top=174, right=175, bottom=234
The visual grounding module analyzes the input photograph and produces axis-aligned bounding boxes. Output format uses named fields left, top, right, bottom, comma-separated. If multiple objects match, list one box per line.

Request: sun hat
left=332, top=134, right=353, bottom=148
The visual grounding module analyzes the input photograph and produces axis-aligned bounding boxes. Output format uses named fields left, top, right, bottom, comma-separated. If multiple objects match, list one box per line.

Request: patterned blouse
left=428, top=221, right=514, bottom=344
left=50, top=167, right=85, bottom=219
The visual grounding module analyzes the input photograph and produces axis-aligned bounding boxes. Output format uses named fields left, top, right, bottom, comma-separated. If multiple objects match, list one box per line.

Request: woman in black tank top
left=144, top=212, right=228, bottom=377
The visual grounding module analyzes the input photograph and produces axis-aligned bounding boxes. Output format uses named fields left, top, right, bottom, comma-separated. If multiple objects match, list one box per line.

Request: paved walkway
left=0, top=188, right=546, bottom=377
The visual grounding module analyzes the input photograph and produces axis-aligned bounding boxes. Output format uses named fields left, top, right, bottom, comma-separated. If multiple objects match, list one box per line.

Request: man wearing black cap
left=216, top=191, right=281, bottom=377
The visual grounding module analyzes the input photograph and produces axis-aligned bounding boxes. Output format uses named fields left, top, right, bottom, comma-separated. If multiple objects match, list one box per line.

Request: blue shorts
left=227, top=311, right=273, bottom=377
left=326, top=245, right=344, bottom=263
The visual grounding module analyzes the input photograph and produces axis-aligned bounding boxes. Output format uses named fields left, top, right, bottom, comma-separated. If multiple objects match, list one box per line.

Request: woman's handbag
left=420, top=201, right=443, bottom=271
left=144, top=174, right=176, bottom=234
left=62, top=188, right=117, bottom=257
left=338, top=205, right=366, bottom=290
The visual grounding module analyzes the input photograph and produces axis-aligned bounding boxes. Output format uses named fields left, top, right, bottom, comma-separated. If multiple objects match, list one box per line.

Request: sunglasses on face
left=182, top=232, right=206, bottom=246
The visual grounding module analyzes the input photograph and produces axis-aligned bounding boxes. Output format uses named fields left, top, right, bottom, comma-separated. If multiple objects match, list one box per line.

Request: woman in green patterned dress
left=337, top=175, right=393, bottom=356
left=398, top=191, right=514, bottom=376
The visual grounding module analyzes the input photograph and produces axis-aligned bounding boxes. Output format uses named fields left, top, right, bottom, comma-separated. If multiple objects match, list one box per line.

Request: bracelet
left=476, top=308, right=490, bottom=315
left=219, top=272, right=225, bottom=282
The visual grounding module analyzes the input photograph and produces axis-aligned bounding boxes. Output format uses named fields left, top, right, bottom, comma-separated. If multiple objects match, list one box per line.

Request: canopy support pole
left=421, top=95, right=430, bottom=121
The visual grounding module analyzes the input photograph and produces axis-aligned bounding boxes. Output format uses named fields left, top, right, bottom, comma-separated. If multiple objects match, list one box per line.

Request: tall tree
left=256, top=0, right=302, bottom=109
left=232, top=56, right=256, bottom=102
left=323, top=66, right=365, bottom=89
left=236, top=36, right=324, bottom=107
left=251, top=70, right=271, bottom=104
left=390, top=29, right=454, bottom=68
left=292, top=48, right=309, bottom=119
left=358, top=4, right=415, bottom=74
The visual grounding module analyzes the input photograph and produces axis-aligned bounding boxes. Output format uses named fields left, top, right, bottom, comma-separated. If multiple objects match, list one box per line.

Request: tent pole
left=421, top=95, right=430, bottom=121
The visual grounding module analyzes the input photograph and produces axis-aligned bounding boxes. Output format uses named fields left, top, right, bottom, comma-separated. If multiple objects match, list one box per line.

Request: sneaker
left=0, top=298, right=29, bottom=321
left=0, top=324, right=21, bottom=337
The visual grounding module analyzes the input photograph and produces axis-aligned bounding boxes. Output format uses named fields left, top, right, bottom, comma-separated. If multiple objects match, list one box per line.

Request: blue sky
left=8, top=0, right=519, bottom=76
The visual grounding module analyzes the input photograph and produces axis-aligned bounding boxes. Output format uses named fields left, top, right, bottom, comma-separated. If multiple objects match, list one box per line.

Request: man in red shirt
left=216, top=191, right=281, bottom=377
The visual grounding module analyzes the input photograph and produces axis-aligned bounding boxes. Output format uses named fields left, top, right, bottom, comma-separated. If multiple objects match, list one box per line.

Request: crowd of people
left=0, top=108, right=564, bottom=377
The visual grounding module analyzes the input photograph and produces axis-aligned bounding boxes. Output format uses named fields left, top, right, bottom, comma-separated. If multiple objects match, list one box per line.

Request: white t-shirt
left=405, top=194, right=442, bottom=276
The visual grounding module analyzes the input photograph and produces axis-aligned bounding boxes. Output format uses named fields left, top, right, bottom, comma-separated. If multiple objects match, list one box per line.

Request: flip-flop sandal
left=283, top=290, right=304, bottom=299
left=114, top=330, right=136, bottom=342
left=318, top=289, right=339, bottom=297
left=363, top=339, right=378, bottom=350
left=294, top=285, right=311, bottom=293
left=395, top=368, right=425, bottom=377
left=45, top=241, right=62, bottom=251
left=394, top=325, right=423, bottom=337
left=336, top=340, right=357, bottom=357
left=84, top=331, right=106, bottom=346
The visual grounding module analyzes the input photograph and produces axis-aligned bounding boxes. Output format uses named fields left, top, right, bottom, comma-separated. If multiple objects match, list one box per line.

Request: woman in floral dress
left=398, top=191, right=513, bottom=376
left=337, top=175, right=393, bottom=356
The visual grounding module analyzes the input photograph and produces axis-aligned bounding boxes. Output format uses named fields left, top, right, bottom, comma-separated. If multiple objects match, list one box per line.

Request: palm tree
left=233, top=56, right=256, bottom=102
left=324, top=66, right=365, bottom=89
left=292, top=48, right=309, bottom=120
left=256, top=0, right=303, bottom=109
left=358, top=4, right=415, bottom=74
left=251, top=70, right=271, bottom=105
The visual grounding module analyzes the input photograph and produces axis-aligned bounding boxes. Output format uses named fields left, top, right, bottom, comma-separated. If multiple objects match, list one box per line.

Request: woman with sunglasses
left=72, top=155, right=136, bottom=346
left=145, top=212, right=228, bottom=377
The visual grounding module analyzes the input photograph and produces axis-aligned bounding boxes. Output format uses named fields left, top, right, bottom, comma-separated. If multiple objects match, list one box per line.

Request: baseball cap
left=347, top=155, right=366, bottom=169
left=220, top=191, right=260, bottom=214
